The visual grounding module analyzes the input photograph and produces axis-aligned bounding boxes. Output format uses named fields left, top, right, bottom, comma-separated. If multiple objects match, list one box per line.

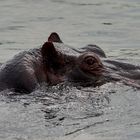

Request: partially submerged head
left=41, top=34, right=104, bottom=86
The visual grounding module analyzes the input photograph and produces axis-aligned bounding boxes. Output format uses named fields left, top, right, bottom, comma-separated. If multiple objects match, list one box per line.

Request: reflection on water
left=0, top=0, right=140, bottom=140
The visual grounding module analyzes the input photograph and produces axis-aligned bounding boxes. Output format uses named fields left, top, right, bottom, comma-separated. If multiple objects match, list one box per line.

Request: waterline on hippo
left=0, top=32, right=139, bottom=93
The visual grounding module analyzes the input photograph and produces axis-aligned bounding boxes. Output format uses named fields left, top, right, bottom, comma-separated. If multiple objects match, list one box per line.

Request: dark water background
left=0, top=0, right=140, bottom=140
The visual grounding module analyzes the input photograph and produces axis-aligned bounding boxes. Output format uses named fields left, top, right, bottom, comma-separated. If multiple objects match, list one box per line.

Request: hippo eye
left=85, top=57, right=96, bottom=65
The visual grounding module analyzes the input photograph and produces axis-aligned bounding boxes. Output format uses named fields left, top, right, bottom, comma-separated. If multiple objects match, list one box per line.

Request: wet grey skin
left=0, top=49, right=44, bottom=93
left=0, top=33, right=104, bottom=93
left=0, top=32, right=140, bottom=93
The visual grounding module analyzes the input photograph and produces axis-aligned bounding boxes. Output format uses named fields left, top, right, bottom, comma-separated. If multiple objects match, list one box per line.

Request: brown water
left=0, top=0, right=140, bottom=140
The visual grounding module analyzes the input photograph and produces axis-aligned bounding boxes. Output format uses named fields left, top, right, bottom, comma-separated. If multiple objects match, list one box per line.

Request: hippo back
left=0, top=48, right=46, bottom=93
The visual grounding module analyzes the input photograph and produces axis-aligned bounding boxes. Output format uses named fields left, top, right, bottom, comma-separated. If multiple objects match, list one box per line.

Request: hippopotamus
left=0, top=33, right=105, bottom=93
left=0, top=32, right=139, bottom=93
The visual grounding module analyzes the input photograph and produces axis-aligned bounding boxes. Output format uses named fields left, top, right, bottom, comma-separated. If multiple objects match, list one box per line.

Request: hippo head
left=41, top=33, right=104, bottom=87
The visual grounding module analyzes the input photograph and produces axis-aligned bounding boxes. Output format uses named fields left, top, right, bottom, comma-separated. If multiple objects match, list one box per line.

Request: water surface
left=0, top=0, right=140, bottom=140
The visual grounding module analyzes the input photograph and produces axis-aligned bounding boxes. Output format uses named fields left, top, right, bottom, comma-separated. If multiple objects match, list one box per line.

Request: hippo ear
left=41, top=42, right=58, bottom=60
left=41, top=42, right=63, bottom=68
left=48, top=32, right=63, bottom=43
